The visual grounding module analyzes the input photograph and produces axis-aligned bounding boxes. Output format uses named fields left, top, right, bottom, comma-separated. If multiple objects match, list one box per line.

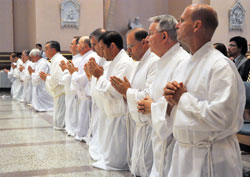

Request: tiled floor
left=0, top=93, right=132, bottom=177
left=0, top=92, right=249, bottom=177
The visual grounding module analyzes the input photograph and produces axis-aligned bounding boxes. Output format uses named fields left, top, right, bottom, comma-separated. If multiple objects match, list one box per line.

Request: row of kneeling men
left=5, top=5, right=245, bottom=177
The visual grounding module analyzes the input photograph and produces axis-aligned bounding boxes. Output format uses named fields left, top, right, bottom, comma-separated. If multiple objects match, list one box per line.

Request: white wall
left=0, top=0, right=14, bottom=52
left=211, top=0, right=250, bottom=46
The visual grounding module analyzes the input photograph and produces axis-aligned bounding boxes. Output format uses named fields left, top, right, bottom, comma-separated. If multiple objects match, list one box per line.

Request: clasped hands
left=39, top=71, right=49, bottom=81
left=60, top=60, right=78, bottom=75
left=110, top=76, right=131, bottom=97
left=59, top=60, right=68, bottom=72
left=85, top=58, right=103, bottom=79
left=28, top=66, right=35, bottom=75
left=137, top=81, right=187, bottom=115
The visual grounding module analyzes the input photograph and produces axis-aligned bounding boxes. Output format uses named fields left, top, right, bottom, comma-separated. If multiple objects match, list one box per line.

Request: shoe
left=82, top=136, right=90, bottom=144
left=53, top=126, right=65, bottom=131
left=75, top=135, right=85, bottom=142
left=67, top=132, right=76, bottom=137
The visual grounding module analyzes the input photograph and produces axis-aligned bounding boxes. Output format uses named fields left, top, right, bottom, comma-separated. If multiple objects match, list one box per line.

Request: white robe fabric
left=87, top=57, right=108, bottom=142
left=149, top=43, right=190, bottom=177
left=92, top=49, right=137, bottom=170
left=126, top=49, right=158, bottom=176
left=168, top=42, right=245, bottom=177
left=71, top=50, right=99, bottom=140
left=8, top=63, right=15, bottom=96
left=20, top=60, right=34, bottom=104
left=32, top=58, right=53, bottom=112
left=88, top=58, right=110, bottom=161
left=12, top=59, right=23, bottom=101
left=59, top=54, right=81, bottom=136
left=45, top=53, right=67, bottom=129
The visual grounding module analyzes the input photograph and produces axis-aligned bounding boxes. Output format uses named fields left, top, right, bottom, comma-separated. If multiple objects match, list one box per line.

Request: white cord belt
left=178, top=141, right=215, bottom=177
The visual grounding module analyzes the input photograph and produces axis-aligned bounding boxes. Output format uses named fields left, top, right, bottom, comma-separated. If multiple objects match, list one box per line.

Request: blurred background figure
left=213, top=43, right=228, bottom=57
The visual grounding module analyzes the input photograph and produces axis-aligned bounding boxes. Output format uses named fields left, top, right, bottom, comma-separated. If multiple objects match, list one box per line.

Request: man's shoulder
left=240, top=55, right=248, bottom=64
left=39, top=58, right=49, bottom=64
left=176, top=46, right=190, bottom=59
left=54, top=53, right=67, bottom=62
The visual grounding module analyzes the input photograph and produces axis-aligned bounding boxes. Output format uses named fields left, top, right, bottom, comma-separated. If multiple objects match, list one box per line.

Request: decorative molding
left=61, top=0, right=80, bottom=28
left=229, top=1, right=245, bottom=31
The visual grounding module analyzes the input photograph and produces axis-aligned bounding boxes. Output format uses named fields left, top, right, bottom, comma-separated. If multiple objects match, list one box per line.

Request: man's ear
left=110, top=42, right=116, bottom=49
left=162, top=31, right=168, bottom=40
left=194, top=20, right=202, bottom=32
left=141, top=39, right=146, bottom=45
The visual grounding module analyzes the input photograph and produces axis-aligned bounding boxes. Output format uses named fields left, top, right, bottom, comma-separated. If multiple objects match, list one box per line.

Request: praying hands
left=88, top=58, right=103, bottom=79
left=163, top=81, right=187, bottom=107
left=67, top=62, right=78, bottom=75
left=28, top=66, right=35, bottom=75
left=59, top=60, right=68, bottom=72
left=110, top=76, right=131, bottom=97
left=84, top=63, right=92, bottom=80
left=137, top=96, right=153, bottom=114
left=39, top=71, right=48, bottom=81
left=4, top=68, right=9, bottom=73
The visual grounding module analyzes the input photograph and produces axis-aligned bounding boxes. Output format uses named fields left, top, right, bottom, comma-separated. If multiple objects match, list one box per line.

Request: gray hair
left=29, top=48, right=42, bottom=57
left=149, top=15, right=177, bottom=41
left=90, top=28, right=107, bottom=41
left=22, top=50, right=29, bottom=56
left=80, top=36, right=91, bottom=48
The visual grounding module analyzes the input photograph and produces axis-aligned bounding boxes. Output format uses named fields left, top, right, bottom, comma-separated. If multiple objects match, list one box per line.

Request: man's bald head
left=126, top=28, right=148, bottom=41
left=79, top=36, right=91, bottom=47
left=176, top=4, right=218, bottom=54
left=78, top=36, right=91, bottom=55
left=189, top=4, right=218, bottom=34
left=126, top=28, right=148, bottom=61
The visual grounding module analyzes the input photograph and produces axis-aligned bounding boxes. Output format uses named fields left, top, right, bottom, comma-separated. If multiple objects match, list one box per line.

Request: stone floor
left=0, top=91, right=249, bottom=177
left=0, top=93, right=132, bottom=177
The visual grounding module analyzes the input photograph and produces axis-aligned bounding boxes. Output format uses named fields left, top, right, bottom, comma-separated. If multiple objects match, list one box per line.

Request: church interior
left=0, top=0, right=250, bottom=176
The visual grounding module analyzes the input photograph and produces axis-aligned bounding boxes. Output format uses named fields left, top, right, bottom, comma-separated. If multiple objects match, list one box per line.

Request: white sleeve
left=59, top=69, right=71, bottom=86
left=46, top=58, right=65, bottom=91
left=151, top=97, right=173, bottom=140
left=32, top=62, right=49, bottom=86
left=171, top=61, right=245, bottom=132
left=95, top=62, right=133, bottom=98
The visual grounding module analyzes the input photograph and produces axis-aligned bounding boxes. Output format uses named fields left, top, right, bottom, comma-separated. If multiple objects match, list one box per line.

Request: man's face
left=21, top=52, right=29, bottom=63
left=126, top=32, right=143, bottom=61
left=176, top=6, right=194, bottom=46
left=45, top=43, right=54, bottom=59
left=99, top=40, right=112, bottom=61
left=91, top=37, right=102, bottom=57
left=147, top=22, right=163, bottom=56
left=228, top=41, right=241, bottom=58
left=9, top=55, right=14, bottom=62
left=14, top=57, right=18, bottom=62
left=69, top=39, right=77, bottom=54
left=77, top=39, right=87, bottom=53
left=30, top=56, right=38, bottom=63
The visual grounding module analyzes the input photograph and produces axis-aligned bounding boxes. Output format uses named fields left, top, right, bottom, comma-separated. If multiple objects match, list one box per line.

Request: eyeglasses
left=228, top=44, right=237, bottom=48
left=148, top=29, right=175, bottom=37
left=148, top=31, right=161, bottom=36
left=127, top=41, right=140, bottom=49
